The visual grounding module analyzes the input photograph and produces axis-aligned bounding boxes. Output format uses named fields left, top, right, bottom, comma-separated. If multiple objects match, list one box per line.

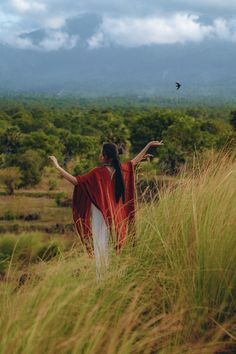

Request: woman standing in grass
left=49, top=140, right=163, bottom=274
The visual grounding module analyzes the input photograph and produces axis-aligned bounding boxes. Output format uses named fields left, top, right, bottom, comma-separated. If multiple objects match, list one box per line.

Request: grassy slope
left=0, top=166, right=74, bottom=233
left=0, top=154, right=235, bottom=354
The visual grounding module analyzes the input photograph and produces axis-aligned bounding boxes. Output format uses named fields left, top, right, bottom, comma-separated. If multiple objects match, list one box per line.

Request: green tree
left=73, top=135, right=100, bottom=174
left=0, top=118, right=10, bottom=130
left=0, top=126, right=21, bottom=154
left=130, top=110, right=175, bottom=153
left=17, top=149, right=44, bottom=186
left=95, top=112, right=131, bottom=152
left=57, top=129, right=86, bottom=165
left=200, top=119, right=233, bottom=149
left=30, top=107, right=56, bottom=134
left=20, top=130, right=64, bottom=161
left=11, top=110, right=34, bottom=133
left=0, top=167, right=22, bottom=195
left=159, top=116, right=204, bottom=174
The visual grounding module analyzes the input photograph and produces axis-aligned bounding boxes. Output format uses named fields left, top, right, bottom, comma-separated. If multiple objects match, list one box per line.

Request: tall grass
left=0, top=153, right=235, bottom=354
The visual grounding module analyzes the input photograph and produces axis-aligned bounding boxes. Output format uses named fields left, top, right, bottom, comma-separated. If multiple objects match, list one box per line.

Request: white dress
left=91, top=203, right=109, bottom=277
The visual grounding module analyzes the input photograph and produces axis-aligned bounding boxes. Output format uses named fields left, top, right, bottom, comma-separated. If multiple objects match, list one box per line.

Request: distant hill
left=0, top=14, right=236, bottom=97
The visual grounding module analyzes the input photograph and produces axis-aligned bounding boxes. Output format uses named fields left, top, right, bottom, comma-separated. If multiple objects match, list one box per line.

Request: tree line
left=0, top=99, right=235, bottom=194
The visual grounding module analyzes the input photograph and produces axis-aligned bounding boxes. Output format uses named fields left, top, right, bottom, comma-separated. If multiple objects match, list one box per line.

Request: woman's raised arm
left=131, top=141, right=163, bottom=166
left=48, top=156, right=78, bottom=186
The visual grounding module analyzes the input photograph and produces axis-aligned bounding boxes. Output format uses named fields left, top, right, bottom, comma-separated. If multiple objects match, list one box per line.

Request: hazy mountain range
left=0, top=14, right=235, bottom=97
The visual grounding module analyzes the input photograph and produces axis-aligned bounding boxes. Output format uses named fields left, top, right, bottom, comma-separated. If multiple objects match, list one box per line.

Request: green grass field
left=0, top=153, right=235, bottom=354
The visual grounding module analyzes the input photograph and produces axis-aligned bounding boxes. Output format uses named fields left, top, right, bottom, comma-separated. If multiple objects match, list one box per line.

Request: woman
left=49, top=140, right=163, bottom=274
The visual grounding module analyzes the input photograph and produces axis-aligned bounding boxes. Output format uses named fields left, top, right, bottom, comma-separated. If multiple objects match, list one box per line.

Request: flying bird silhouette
left=176, top=82, right=181, bottom=90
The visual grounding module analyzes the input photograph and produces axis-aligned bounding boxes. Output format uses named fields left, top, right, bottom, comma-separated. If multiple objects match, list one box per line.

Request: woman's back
left=72, top=161, right=135, bottom=249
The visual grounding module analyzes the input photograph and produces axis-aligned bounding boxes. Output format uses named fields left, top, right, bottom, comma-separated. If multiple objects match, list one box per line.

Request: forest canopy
left=0, top=96, right=235, bottom=188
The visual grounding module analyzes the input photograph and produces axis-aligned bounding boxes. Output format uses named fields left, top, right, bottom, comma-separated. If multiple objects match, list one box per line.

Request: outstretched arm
left=131, top=141, right=163, bottom=166
left=48, top=156, right=78, bottom=186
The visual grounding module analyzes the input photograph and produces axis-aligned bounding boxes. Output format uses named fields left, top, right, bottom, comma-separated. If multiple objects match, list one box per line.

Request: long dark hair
left=102, top=142, right=125, bottom=203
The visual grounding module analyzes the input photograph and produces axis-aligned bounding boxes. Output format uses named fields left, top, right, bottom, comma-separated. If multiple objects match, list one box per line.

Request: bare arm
left=48, top=156, right=78, bottom=186
left=131, top=141, right=163, bottom=166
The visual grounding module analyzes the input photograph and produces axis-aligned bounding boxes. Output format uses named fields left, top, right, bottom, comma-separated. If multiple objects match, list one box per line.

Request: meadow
left=0, top=152, right=235, bottom=354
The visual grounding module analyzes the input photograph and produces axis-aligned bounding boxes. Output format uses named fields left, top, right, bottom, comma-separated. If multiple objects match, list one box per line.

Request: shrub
left=0, top=233, right=42, bottom=265
left=0, top=236, right=16, bottom=256
left=55, top=192, right=70, bottom=207
left=23, top=213, right=40, bottom=221
left=0, top=167, right=22, bottom=195
left=36, top=241, right=63, bottom=261
left=15, top=233, right=42, bottom=264
left=0, top=233, right=65, bottom=266
left=2, top=210, right=17, bottom=220
left=48, top=179, right=57, bottom=191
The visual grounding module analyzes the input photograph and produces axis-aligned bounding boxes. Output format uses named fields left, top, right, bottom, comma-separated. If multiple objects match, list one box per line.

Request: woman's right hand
left=48, top=156, right=60, bottom=169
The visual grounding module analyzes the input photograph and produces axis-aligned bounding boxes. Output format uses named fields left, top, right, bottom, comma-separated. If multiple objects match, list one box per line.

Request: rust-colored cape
left=72, top=161, right=135, bottom=250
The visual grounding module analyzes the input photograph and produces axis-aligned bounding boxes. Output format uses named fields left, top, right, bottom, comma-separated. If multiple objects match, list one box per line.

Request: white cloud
left=14, top=36, right=34, bottom=49
left=88, top=14, right=214, bottom=48
left=38, top=30, right=78, bottom=50
left=212, top=18, right=236, bottom=41
left=0, top=1, right=77, bottom=50
left=179, top=0, right=236, bottom=7
left=43, top=16, right=66, bottom=29
left=0, top=7, right=78, bottom=51
left=1, top=1, right=236, bottom=50
left=87, top=31, right=105, bottom=49
left=11, top=0, right=46, bottom=14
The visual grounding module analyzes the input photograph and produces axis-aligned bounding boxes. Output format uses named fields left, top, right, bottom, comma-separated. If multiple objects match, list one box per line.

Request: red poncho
left=72, top=161, right=135, bottom=251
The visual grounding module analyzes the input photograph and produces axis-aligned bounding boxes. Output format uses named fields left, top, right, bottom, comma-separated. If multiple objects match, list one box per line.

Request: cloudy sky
left=1, top=0, right=236, bottom=51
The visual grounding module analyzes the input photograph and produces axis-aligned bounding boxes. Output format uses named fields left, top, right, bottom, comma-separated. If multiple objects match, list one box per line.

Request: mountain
left=0, top=14, right=235, bottom=97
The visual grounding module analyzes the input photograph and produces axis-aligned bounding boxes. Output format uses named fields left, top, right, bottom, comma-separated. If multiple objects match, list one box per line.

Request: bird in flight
left=176, top=82, right=181, bottom=90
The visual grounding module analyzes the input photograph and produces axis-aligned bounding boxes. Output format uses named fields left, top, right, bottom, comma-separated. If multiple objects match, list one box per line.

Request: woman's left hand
left=148, top=140, right=164, bottom=147
left=48, top=156, right=60, bottom=169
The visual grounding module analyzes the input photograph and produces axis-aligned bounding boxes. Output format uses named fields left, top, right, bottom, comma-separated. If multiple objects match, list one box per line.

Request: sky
left=1, top=0, right=236, bottom=51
